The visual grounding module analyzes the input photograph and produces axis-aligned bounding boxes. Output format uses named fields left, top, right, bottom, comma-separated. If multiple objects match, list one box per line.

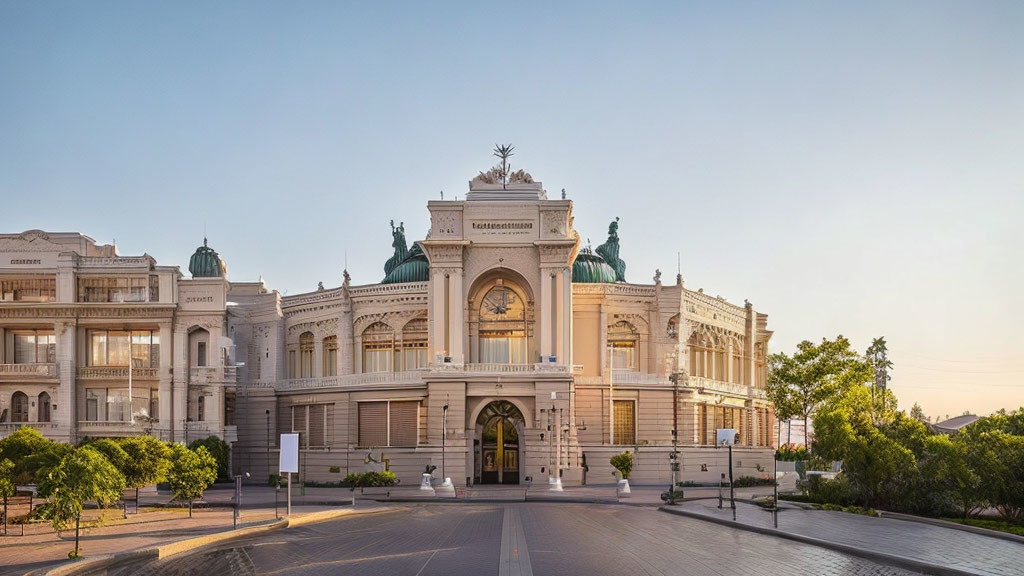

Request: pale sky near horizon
left=1, top=2, right=1021, bottom=420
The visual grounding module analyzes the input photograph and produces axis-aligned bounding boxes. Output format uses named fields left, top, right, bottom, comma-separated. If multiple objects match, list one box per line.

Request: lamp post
left=441, top=399, right=449, bottom=487
left=265, top=409, right=271, bottom=485
left=233, top=472, right=249, bottom=529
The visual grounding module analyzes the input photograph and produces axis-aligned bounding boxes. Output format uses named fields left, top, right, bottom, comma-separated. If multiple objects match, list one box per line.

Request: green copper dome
left=188, top=237, right=226, bottom=278
left=572, top=248, right=618, bottom=283
left=382, top=242, right=429, bottom=284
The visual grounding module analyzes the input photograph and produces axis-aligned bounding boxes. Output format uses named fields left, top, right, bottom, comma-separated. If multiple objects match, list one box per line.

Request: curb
left=876, top=510, right=1024, bottom=545
left=658, top=507, right=982, bottom=576
left=33, top=507, right=398, bottom=576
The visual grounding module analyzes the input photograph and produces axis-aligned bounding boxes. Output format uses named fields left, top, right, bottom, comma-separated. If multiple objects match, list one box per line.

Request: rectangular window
left=358, top=402, right=388, bottom=447
left=11, top=331, right=55, bottom=364
left=611, top=342, right=637, bottom=371
left=77, top=277, right=152, bottom=303
left=388, top=401, right=418, bottom=447
left=107, top=388, right=130, bottom=422
left=86, top=388, right=103, bottom=421
left=323, top=337, right=338, bottom=377
left=224, top=390, right=235, bottom=426
left=88, top=330, right=158, bottom=367
left=197, top=342, right=207, bottom=367
left=357, top=401, right=419, bottom=447
left=362, top=343, right=392, bottom=373
left=150, top=389, right=160, bottom=422
left=291, top=404, right=330, bottom=448
left=197, top=395, right=206, bottom=421
left=613, top=400, right=636, bottom=445
left=1, top=278, right=56, bottom=302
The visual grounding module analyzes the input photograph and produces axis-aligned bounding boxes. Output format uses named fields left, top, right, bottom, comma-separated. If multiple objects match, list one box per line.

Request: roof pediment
left=0, top=230, right=67, bottom=253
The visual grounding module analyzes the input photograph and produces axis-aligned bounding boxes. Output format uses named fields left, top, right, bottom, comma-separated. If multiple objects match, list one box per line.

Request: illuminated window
left=608, top=321, right=638, bottom=371
left=613, top=400, right=635, bottom=445
left=362, top=323, right=393, bottom=373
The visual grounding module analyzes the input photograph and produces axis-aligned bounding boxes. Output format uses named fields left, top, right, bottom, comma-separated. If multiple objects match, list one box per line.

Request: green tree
left=909, top=403, right=926, bottom=422
left=188, top=436, right=231, bottom=482
left=40, top=446, right=126, bottom=559
left=166, top=444, right=217, bottom=517
left=917, top=434, right=982, bottom=518
left=87, top=439, right=129, bottom=474
left=767, top=335, right=871, bottom=454
left=118, top=436, right=171, bottom=506
left=0, top=426, right=67, bottom=486
left=0, top=458, right=15, bottom=535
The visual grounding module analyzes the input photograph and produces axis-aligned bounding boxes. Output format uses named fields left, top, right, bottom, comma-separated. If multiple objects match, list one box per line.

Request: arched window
left=299, top=332, right=314, bottom=378
left=608, top=321, right=638, bottom=371
left=478, top=286, right=527, bottom=364
left=689, top=331, right=709, bottom=378
left=713, top=336, right=727, bottom=381
left=400, top=318, right=428, bottom=371
left=11, top=391, right=28, bottom=423
left=731, top=337, right=744, bottom=384
left=362, top=322, right=394, bottom=373
left=38, top=391, right=51, bottom=423
left=322, top=335, right=337, bottom=377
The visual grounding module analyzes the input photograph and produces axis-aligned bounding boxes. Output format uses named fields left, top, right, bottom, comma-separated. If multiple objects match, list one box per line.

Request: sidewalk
left=0, top=499, right=375, bottom=576
left=664, top=498, right=1024, bottom=576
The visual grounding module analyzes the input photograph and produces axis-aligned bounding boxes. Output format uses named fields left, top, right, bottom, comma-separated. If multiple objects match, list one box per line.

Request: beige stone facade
left=1, top=173, right=775, bottom=486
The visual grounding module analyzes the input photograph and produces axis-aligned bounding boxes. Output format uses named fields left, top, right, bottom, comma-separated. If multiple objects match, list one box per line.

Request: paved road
left=109, top=503, right=922, bottom=576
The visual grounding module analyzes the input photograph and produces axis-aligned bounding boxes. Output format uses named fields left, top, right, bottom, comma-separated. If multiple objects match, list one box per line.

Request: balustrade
left=0, top=363, right=58, bottom=378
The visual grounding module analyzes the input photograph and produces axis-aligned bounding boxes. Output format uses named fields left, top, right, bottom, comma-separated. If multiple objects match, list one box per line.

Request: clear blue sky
left=2, top=2, right=1021, bottom=419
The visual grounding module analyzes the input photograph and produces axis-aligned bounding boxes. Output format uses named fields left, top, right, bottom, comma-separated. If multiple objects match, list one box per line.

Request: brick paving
left=675, top=498, right=1024, bottom=576
left=114, top=503, right=922, bottom=575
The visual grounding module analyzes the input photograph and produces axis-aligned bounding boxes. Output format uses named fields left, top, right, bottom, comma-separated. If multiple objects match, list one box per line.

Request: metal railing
left=271, top=370, right=426, bottom=391
left=0, top=363, right=58, bottom=377
left=78, top=366, right=158, bottom=379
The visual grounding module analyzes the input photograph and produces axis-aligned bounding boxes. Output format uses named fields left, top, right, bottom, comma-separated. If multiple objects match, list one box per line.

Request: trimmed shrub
left=610, top=452, right=633, bottom=480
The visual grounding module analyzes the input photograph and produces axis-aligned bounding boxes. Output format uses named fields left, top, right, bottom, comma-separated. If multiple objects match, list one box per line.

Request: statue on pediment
left=471, top=144, right=534, bottom=189
left=596, top=217, right=627, bottom=282
left=384, top=220, right=408, bottom=276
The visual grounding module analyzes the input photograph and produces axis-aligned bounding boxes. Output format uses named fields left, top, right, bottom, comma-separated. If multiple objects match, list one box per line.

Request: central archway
left=475, top=400, right=525, bottom=485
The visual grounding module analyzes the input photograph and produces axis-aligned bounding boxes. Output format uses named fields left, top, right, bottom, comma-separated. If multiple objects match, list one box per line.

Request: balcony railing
left=432, top=363, right=572, bottom=374
left=78, top=366, right=158, bottom=380
left=0, top=363, right=58, bottom=378
left=77, top=420, right=147, bottom=435
left=262, top=370, right=426, bottom=391
left=573, top=372, right=767, bottom=398
left=0, top=422, right=59, bottom=433
left=190, top=366, right=217, bottom=383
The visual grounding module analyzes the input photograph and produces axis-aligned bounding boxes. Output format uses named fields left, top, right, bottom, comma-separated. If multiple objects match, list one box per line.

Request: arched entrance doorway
left=476, top=400, right=524, bottom=485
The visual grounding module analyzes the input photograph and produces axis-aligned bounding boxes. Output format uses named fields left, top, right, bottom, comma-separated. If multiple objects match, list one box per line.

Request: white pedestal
left=617, top=479, right=631, bottom=497
left=549, top=477, right=563, bottom=492
left=420, top=474, right=435, bottom=493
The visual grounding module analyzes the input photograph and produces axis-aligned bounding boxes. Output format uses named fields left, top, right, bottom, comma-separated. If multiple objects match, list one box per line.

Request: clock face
left=481, top=287, right=521, bottom=320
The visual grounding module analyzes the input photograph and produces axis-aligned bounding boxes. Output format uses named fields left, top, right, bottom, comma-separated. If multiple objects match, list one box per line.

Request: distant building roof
left=932, top=414, right=980, bottom=434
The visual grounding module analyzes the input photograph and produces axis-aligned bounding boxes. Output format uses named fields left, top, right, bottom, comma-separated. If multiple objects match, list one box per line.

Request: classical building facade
left=1, top=162, right=775, bottom=486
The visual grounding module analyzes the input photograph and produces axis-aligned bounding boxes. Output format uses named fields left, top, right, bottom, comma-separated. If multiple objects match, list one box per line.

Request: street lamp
left=233, top=472, right=250, bottom=529
left=441, top=398, right=449, bottom=487
left=265, top=409, right=271, bottom=485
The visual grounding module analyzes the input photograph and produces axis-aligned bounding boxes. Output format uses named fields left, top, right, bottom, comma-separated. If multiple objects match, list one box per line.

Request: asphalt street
left=107, top=503, right=922, bottom=576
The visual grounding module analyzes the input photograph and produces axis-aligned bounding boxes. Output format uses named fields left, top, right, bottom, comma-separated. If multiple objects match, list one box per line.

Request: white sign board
left=279, top=433, right=299, bottom=473
left=716, top=428, right=738, bottom=446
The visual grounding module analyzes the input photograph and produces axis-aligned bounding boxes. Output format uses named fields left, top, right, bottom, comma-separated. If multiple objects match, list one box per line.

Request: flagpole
left=129, top=352, right=134, bottom=425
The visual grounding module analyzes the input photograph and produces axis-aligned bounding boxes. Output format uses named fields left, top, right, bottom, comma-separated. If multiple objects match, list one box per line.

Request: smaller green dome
left=572, top=248, right=618, bottom=283
left=189, top=237, right=226, bottom=278
left=382, top=242, right=429, bottom=284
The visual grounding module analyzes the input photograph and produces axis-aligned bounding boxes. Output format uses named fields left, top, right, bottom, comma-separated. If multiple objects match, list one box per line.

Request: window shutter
left=358, top=402, right=388, bottom=447
left=388, top=401, right=419, bottom=447
left=309, top=404, right=326, bottom=447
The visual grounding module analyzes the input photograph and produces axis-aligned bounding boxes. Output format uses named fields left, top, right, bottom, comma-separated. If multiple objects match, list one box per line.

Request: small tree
left=88, top=439, right=130, bottom=474
left=0, top=458, right=15, bottom=535
left=188, top=436, right=231, bottom=482
left=118, top=436, right=171, bottom=507
left=40, top=447, right=125, bottom=559
left=166, top=444, right=217, bottom=517
left=610, top=452, right=633, bottom=480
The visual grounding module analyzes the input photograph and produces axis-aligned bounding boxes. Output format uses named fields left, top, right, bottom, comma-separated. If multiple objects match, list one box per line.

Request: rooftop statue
left=384, top=220, right=408, bottom=276
left=596, top=217, right=627, bottom=282
left=472, top=144, right=534, bottom=188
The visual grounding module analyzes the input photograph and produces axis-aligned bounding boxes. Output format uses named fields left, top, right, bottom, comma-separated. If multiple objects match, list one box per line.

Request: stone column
left=158, top=321, right=173, bottom=439
left=448, top=268, right=464, bottom=364
left=559, top=267, right=572, bottom=366
left=54, top=320, right=76, bottom=443
left=538, top=267, right=553, bottom=361
left=172, top=323, right=188, bottom=442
